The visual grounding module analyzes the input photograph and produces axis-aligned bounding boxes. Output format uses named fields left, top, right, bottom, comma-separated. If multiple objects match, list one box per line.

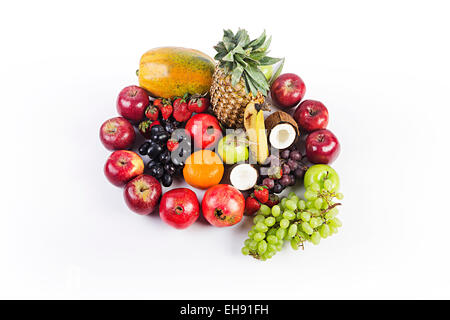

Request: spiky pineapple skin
left=210, top=67, right=263, bottom=128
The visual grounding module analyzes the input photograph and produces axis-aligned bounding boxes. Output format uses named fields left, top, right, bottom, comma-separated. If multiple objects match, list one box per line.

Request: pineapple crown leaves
left=213, top=28, right=283, bottom=97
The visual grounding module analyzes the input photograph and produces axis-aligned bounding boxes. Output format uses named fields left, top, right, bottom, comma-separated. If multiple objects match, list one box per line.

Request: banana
left=244, top=102, right=269, bottom=164
left=256, top=109, right=268, bottom=164
left=244, top=102, right=258, bottom=161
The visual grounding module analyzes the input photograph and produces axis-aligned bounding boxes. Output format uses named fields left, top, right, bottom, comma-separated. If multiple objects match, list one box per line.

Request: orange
left=183, top=150, right=224, bottom=189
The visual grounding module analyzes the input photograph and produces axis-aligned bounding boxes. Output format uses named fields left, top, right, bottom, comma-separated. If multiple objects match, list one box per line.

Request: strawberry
left=149, top=120, right=160, bottom=128
left=153, top=98, right=172, bottom=120
left=173, top=94, right=192, bottom=122
left=166, top=138, right=179, bottom=152
left=253, top=185, right=269, bottom=204
left=153, top=98, right=163, bottom=108
left=138, top=120, right=153, bottom=139
left=265, top=194, right=280, bottom=208
left=188, top=96, right=210, bottom=113
left=145, top=106, right=159, bottom=121
left=138, top=120, right=161, bottom=138
left=245, top=196, right=261, bottom=216
left=268, top=166, right=283, bottom=180
left=159, top=103, right=173, bottom=120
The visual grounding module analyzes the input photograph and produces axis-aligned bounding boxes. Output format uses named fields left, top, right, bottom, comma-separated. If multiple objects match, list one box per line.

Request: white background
left=1, top=0, right=449, bottom=299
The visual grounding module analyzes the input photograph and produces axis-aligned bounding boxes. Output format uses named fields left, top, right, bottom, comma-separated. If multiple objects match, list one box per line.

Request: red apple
left=270, top=73, right=306, bottom=109
left=124, top=174, right=162, bottom=215
left=104, top=150, right=144, bottom=187
left=159, top=188, right=200, bottom=229
left=293, top=100, right=329, bottom=132
left=116, top=85, right=149, bottom=122
left=305, top=129, right=340, bottom=164
left=99, top=117, right=136, bottom=150
left=185, top=113, right=223, bottom=149
left=202, top=184, right=245, bottom=227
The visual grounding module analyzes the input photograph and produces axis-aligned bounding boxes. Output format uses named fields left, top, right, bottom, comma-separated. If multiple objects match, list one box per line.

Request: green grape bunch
left=241, top=177, right=344, bottom=261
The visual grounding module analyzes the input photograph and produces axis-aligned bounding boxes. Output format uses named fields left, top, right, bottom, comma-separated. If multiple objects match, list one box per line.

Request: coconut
left=223, top=163, right=259, bottom=191
left=265, top=111, right=299, bottom=150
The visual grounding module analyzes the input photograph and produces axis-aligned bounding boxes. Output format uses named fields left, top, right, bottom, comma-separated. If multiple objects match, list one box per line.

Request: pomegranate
left=201, top=184, right=245, bottom=227
left=159, top=188, right=200, bottom=229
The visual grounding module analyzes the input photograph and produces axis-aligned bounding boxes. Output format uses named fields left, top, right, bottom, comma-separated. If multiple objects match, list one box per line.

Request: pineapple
left=210, top=29, right=282, bottom=128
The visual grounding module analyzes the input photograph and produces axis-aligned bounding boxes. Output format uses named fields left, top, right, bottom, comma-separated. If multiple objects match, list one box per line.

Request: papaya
left=138, top=47, right=215, bottom=99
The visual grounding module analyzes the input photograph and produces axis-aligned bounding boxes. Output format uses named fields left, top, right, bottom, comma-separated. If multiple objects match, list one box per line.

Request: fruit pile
left=99, top=28, right=344, bottom=261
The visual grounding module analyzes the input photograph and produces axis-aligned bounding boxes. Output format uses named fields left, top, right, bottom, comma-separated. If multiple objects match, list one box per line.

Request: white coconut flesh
left=269, top=123, right=296, bottom=149
left=230, top=164, right=258, bottom=191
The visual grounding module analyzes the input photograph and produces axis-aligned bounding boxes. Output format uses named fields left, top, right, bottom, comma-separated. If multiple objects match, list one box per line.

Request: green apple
left=304, top=164, right=340, bottom=192
left=217, top=133, right=249, bottom=164
left=259, top=65, right=273, bottom=81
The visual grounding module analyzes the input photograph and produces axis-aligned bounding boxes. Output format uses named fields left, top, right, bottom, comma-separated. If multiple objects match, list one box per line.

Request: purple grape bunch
left=260, top=147, right=309, bottom=194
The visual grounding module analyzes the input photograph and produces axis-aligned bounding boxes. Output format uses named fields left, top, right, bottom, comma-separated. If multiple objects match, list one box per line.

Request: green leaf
left=243, top=75, right=251, bottom=93
left=245, top=60, right=260, bottom=69
left=213, top=42, right=226, bottom=54
left=214, top=51, right=227, bottom=61
left=254, top=78, right=269, bottom=96
left=245, top=65, right=269, bottom=92
left=249, top=51, right=267, bottom=61
left=244, top=75, right=259, bottom=96
left=223, top=39, right=234, bottom=52
left=259, top=56, right=282, bottom=66
left=222, top=51, right=234, bottom=62
left=248, top=76, right=267, bottom=95
left=246, top=64, right=269, bottom=84
left=254, top=35, right=271, bottom=53
left=243, top=54, right=260, bottom=64
left=248, top=30, right=266, bottom=49
left=269, top=58, right=285, bottom=86
left=232, top=45, right=246, bottom=55
left=223, top=29, right=234, bottom=42
left=234, top=54, right=248, bottom=67
left=235, top=29, right=250, bottom=47
left=231, top=64, right=244, bottom=86
left=250, top=77, right=267, bottom=96
left=222, top=61, right=233, bottom=74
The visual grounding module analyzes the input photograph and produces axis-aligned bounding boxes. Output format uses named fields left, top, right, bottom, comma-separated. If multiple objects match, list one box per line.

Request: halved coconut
left=227, top=163, right=258, bottom=191
left=265, top=111, right=299, bottom=150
